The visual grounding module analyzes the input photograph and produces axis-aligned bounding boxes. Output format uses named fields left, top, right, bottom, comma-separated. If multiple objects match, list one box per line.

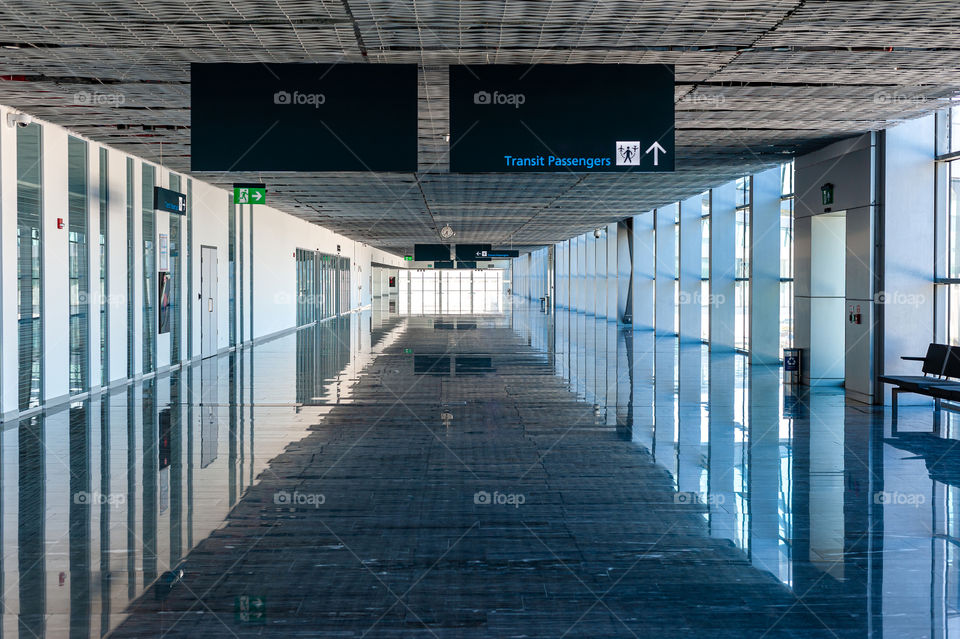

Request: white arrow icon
left=645, top=141, right=667, bottom=166
left=252, top=190, right=263, bottom=203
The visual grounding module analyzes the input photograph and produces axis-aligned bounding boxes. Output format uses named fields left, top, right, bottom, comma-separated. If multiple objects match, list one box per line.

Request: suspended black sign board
left=449, top=64, right=674, bottom=173
left=191, top=63, right=419, bottom=171
left=414, top=244, right=451, bottom=261
left=455, top=244, right=492, bottom=261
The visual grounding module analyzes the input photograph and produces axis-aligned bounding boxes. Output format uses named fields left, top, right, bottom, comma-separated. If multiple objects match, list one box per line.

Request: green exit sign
left=233, top=184, right=266, bottom=205
left=404, top=255, right=413, bottom=261
left=821, top=183, right=834, bottom=206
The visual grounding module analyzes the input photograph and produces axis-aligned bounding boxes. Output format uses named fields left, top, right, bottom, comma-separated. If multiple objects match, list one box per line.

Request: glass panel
left=99, top=148, right=108, bottom=384
left=229, top=201, right=236, bottom=344
left=949, top=160, right=960, bottom=279
left=948, top=284, right=960, bottom=345
left=951, top=106, right=960, bottom=154
left=780, top=161, right=794, bottom=196
left=142, top=163, right=156, bottom=373
left=700, top=280, right=710, bottom=342
left=780, top=160, right=795, bottom=353
left=736, top=176, right=751, bottom=208
left=780, top=281, right=794, bottom=352
left=126, top=158, right=134, bottom=377
left=17, top=123, right=43, bottom=410
left=169, top=174, right=181, bottom=362
left=780, top=199, right=794, bottom=280
left=186, top=179, right=193, bottom=360
left=68, top=136, right=89, bottom=394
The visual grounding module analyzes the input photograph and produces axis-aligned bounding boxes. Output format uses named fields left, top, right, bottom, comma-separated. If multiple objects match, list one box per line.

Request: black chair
left=879, top=343, right=955, bottom=422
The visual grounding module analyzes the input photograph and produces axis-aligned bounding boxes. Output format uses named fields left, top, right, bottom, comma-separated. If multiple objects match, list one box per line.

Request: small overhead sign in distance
left=154, top=187, right=186, bottom=214
left=233, top=182, right=266, bottom=205
left=191, top=63, right=418, bottom=171
left=449, top=64, right=674, bottom=173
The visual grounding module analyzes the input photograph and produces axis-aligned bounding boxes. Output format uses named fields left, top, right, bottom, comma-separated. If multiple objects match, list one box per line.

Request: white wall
left=0, top=104, right=404, bottom=419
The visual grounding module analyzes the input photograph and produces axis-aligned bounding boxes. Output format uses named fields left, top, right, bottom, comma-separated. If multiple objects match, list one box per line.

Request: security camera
left=6, top=113, right=32, bottom=128
left=593, top=228, right=603, bottom=238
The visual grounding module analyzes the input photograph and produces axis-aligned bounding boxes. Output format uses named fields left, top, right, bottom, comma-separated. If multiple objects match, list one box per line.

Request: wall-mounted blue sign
left=449, top=64, right=674, bottom=173
left=154, top=187, right=186, bottom=214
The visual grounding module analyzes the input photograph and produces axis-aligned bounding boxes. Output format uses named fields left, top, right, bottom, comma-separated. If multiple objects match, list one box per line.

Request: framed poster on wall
left=159, top=233, right=170, bottom=271
left=158, top=271, right=171, bottom=334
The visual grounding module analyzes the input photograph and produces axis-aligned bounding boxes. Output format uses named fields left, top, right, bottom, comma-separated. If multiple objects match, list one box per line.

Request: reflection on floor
left=2, top=298, right=957, bottom=637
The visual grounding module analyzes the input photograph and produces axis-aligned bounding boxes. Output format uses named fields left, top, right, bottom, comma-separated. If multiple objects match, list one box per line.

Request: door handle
left=208, top=298, right=213, bottom=312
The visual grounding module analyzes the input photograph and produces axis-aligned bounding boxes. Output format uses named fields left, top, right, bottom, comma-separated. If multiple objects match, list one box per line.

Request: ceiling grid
left=0, top=0, right=957, bottom=253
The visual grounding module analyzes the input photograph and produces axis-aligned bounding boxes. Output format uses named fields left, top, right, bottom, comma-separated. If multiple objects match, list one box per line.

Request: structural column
left=585, top=233, right=596, bottom=315
left=0, top=106, right=18, bottom=416
left=616, top=220, right=632, bottom=324
left=632, top=212, right=655, bottom=331
left=605, top=222, right=618, bottom=321
left=751, top=166, right=782, bottom=365
left=655, top=204, right=677, bottom=335
left=711, top=181, right=737, bottom=351
left=678, top=194, right=703, bottom=342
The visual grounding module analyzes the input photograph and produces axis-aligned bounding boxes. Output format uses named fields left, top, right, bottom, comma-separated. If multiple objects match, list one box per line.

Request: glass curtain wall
left=296, top=250, right=351, bottom=324
left=142, top=164, right=156, bottom=373
left=936, top=106, right=960, bottom=343
left=68, top=136, right=90, bottom=395
left=17, top=122, right=43, bottom=410
left=700, top=191, right=711, bottom=342
left=398, top=269, right=504, bottom=315
left=780, top=162, right=795, bottom=353
left=735, top=176, right=752, bottom=352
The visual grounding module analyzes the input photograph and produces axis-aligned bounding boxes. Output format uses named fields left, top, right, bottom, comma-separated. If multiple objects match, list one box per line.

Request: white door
left=201, top=246, right=218, bottom=358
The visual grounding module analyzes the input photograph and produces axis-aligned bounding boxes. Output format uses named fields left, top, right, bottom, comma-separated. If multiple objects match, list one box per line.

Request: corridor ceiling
left=1, top=0, right=958, bottom=254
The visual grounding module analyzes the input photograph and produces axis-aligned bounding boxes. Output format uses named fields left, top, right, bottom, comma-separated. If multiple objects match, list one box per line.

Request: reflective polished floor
left=3, top=296, right=956, bottom=637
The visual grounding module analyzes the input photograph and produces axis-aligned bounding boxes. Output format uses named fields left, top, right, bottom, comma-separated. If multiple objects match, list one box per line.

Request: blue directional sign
left=153, top=187, right=186, bottom=215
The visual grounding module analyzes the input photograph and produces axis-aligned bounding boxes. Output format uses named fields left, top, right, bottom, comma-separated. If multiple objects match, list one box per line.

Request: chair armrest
left=901, top=356, right=926, bottom=361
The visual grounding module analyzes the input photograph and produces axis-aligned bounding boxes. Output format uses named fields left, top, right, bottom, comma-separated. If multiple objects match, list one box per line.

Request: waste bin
left=783, top=348, right=801, bottom=385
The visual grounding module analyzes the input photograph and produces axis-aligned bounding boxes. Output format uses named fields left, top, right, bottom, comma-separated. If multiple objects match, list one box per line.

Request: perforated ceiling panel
left=0, top=0, right=957, bottom=254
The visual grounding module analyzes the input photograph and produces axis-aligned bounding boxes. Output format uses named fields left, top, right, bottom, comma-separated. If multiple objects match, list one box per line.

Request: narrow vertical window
left=68, top=136, right=89, bottom=394
left=169, top=174, right=182, bottom=363
left=142, top=164, right=156, bottom=373
left=228, top=200, right=236, bottom=345
left=17, top=123, right=43, bottom=410
left=99, top=148, right=109, bottom=385
left=126, top=158, right=135, bottom=377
